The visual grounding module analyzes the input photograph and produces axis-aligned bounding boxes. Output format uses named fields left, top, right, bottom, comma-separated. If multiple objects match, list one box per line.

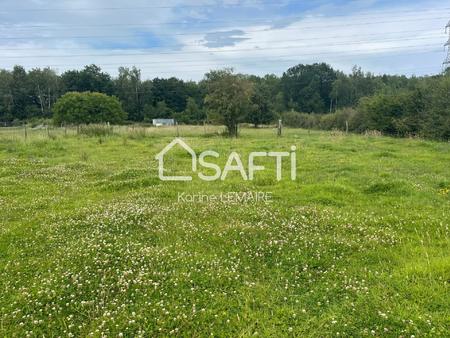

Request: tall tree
left=0, top=69, right=13, bottom=122
left=330, top=72, right=355, bottom=110
left=423, top=75, right=450, bottom=140
left=61, top=65, right=113, bottom=94
left=181, top=97, right=204, bottom=124
left=27, top=68, right=60, bottom=118
left=114, top=67, right=146, bottom=121
left=247, top=82, right=275, bottom=127
left=152, top=77, right=191, bottom=113
left=10, top=66, right=30, bottom=120
left=281, top=63, right=337, bottom=113
left=203, top=69, right=253, bottom=137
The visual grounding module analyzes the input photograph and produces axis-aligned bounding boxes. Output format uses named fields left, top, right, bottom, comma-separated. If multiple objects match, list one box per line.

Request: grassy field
left=0, top=126, right=449, bottom=337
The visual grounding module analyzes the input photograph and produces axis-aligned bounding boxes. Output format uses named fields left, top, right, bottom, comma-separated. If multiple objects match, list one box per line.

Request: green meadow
left=0, top=126, right=449, bottom=337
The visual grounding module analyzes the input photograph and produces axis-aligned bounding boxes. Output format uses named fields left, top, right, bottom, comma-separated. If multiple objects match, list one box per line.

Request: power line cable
left=0, top=1, right=305, bottom=12
left=97, top=61, right=441, bottom=74
left=11, top=49, right=439, bottom=70
left=0, top=30, right=443, bottom=51
left=6, top=46, right=441, bottom=70
left=0, top=16, right=446, bottom=41
left=0, top=1, right=448, bottom=19
left=2, top=7, right=449, bottom=30
left=0, top=41, right=441, bottom=59
left=0, top=1, right=443, bottom=12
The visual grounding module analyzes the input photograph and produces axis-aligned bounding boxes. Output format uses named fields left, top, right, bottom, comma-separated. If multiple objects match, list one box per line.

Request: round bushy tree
left=53, top=92, right=126, bottom=124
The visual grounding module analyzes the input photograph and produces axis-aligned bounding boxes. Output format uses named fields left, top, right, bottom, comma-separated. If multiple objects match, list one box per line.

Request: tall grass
left=78, top=124, right=114, bottom=137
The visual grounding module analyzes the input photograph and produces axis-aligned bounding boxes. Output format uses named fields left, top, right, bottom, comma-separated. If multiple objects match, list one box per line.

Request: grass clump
left=78, top=124, right=114, bottom=137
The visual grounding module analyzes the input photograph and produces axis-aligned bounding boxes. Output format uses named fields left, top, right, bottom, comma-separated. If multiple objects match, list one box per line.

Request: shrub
left=282, top=109, right=357, bottom=131
left=282, top=111, right=319, bottom=128
left=318, top=108, right=356, bottom=131
left=356, top=91, right=425, bottom=136
left=53, top=92, right=126, bottom=125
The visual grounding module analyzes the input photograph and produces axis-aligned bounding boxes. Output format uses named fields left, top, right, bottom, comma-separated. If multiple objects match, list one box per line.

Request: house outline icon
left=155, top=138, right=197, bottom=181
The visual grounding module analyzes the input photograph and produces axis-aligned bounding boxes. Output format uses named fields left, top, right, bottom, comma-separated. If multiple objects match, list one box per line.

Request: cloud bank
left=0, top=0, right=448, bottom=80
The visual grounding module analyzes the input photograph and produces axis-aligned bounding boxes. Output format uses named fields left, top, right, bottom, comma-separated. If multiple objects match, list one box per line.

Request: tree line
left=0, top=63, right=448, bottom=140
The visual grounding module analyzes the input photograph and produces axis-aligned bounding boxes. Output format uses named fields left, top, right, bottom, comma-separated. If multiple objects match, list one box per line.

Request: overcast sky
left=0, top=0, right=449, bottom=80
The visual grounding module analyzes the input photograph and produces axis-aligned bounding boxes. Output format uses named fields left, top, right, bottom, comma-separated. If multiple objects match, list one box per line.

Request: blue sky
left=0, top=0, right=448, bottom=80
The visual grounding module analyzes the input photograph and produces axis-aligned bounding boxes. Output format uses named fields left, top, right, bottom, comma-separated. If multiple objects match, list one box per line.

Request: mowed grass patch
left=0, top=126, right=448, bottom=337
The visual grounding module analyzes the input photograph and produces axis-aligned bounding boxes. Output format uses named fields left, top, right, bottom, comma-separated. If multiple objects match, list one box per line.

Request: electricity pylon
left=444, top=20, right=450, bottom=70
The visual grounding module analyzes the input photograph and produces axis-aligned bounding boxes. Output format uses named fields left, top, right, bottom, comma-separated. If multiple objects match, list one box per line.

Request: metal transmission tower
left=444, top=20, right=450, bottom=70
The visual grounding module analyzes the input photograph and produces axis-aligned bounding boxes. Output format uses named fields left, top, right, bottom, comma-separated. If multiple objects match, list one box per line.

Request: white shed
left=152, top=119, right=175, bottom=127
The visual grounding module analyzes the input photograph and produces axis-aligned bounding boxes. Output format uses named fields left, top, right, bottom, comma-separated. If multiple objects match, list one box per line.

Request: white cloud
left=0, top=0, right=448, bottom=79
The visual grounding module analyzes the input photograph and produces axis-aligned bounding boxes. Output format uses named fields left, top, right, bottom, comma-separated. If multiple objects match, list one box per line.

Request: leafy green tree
left=0, top=69, right=13, bottom=122
left=142, top=104, right=156, bottom=121
left=422, top=76, right=450, bottom=140
left=181, top=97, right=205, bottom=124
left=114, top=67, right=146, bottom=121
left=10, top=66, right=31, bottom=121
left=61, top=65, right=113, bottom=95
left=357, top=90, right=426, bottom=136
left=143, top=101, right=174, bottom=121
left=27, top=68, right=60, bottom=118
left=349, top=66, right=383, bottom=102
left=155, top=101, right=173, bottom=118
left=53, top=92, right=126, bottom=125
left=247, top=82, right=275, bottom=127
left=281, top=63, right=337, bottom=113
left=331, top=72, right=355, bottom=110
left=203, top=69, right=253, bottom=137
left=151, top=77, right=201, bottom=113
left=358, top=93, right=405, bottom=134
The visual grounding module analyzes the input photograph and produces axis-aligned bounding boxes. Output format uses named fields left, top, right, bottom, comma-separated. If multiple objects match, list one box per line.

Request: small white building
left=152, top=119, right=175, bottom=127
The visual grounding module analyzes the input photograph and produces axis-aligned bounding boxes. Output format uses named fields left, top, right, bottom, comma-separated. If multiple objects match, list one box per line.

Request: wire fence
left=0, top=124, right=228, bottom=142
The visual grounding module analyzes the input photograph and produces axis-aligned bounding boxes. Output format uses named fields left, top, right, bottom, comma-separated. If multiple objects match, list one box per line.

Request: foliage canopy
left=53, top=92, right=126, bottom=125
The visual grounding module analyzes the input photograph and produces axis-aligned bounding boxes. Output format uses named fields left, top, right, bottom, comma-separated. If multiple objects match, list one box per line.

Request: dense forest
left=0, top=63, right=448, bottom=140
